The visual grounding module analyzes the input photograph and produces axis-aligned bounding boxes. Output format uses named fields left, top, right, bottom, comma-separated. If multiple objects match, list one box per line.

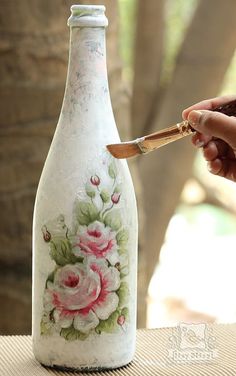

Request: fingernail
left=188, top=110, right=202, bottom=126
left=195, top=139, right=205, bottom=148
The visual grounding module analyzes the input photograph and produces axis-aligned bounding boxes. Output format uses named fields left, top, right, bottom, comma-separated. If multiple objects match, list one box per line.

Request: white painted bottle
left=32, top=5, right=138, bottom=371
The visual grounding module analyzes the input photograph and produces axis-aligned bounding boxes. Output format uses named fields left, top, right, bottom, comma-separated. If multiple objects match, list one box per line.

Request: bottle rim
left=71, top=4, right=106, bottom=15
left=68, top=4, right=108, bottom=28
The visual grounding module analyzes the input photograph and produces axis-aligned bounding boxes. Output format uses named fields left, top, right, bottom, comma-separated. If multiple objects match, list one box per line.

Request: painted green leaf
left=120, top=269, right=129, bottom=279
left=108, top=161, right=117, bottom=179
left=118, top=247, right=127, bottom=256
left=41, top=320, right=51, bottom=336
left=95, top=310, right=120, bottom=334
left=119, top=253, right=129, bottom=277
left=76, top=201, right=99, bottom=225
left=116, top=229, right=129, bottom=247
left=104, top=210, right=122, bottom=231
left=40, top=314, right=54, bottom=336
left=114, top=184, right=122, bottom=194
left=100, top=189, right=110, bottom=203
left=117, top=282, right=129, bottom=307
left=121, top=307, right=129, bottom=321
left=49, top=238, right=80, bottom=266
left=60, top=326, right=89, bottom=341
left=45, top=269, right=56, bottom=287
left=86, top=185, right=96, bottom=199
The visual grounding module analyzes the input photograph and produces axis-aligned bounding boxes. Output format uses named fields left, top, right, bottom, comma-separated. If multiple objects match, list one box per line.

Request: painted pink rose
left=44, top=258, right=120, bottom=333
left=73, top=221, right=119, bottom=265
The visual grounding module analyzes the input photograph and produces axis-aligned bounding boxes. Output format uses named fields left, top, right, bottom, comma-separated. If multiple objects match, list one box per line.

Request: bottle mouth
left=68, top=5, right=108, bottom=28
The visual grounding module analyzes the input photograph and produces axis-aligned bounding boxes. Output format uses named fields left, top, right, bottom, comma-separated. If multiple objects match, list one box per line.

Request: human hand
left=182, top=95, right=236, bottom=182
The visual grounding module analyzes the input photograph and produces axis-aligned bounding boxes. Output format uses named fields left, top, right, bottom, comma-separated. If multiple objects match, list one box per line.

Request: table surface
left=1, top=323, right=236, bottom=376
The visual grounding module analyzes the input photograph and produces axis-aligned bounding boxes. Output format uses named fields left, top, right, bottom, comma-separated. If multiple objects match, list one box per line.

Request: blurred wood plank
left=132, top=0, right=164, bottom=139
left=139, top=0, right=236, bottom=287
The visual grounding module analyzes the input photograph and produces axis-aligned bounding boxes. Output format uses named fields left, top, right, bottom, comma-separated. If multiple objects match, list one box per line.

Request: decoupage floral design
left=40, top=161, right=130, bottom=341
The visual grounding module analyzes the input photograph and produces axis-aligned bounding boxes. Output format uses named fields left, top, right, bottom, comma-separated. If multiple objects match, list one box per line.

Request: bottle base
left=41, top=359, right=133, bottom=372
left=33, top=333, right=136, bottom=372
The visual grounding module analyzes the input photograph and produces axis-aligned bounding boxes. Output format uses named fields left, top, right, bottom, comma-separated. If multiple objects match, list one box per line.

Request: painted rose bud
left=117, top=314, right=125, bottom=326
left=115, top=262, right=121, bottom=271
left=42, top=226, right=51, bottom=242
left=111, top=192, right=121, bottom=204
left=90, top=175, right=100, bottom=186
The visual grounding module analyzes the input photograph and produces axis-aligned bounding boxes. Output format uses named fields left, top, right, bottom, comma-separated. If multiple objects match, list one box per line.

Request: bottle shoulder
left=35, top=145, right=136, bottom=209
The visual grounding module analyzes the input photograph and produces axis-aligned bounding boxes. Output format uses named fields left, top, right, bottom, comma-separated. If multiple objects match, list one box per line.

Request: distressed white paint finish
left=32, top=5, right=138, bottom=370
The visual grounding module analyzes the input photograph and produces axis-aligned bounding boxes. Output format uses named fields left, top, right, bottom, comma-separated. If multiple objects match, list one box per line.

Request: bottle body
left=32, top=6, right=138, bottom=370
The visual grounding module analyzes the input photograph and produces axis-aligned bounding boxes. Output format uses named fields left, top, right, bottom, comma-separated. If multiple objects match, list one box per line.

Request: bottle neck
left=61, top=27, right=109, bottom=121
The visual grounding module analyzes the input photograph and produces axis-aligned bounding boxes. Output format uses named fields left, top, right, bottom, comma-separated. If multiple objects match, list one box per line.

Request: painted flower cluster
left=40, top=161, right=130, bottom=341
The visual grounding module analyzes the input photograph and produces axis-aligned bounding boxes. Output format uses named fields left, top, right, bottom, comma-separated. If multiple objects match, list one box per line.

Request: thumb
left=188, top=110, right=236, bottom=147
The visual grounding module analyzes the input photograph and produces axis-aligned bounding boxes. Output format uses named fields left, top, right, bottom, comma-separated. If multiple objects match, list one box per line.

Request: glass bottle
left=32, top=5, right=138, bottom=371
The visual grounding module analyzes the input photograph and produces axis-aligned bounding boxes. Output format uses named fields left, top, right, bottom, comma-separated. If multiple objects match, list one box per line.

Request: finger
left=188, top=110, right=236, bottom=147
left=202, top=140, right=233, bottom=161
left=182, top=95, right=236, bottom=120
left=192, top=131, right=212, bottom=147
left=207, top=158, right=236, bottom=182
